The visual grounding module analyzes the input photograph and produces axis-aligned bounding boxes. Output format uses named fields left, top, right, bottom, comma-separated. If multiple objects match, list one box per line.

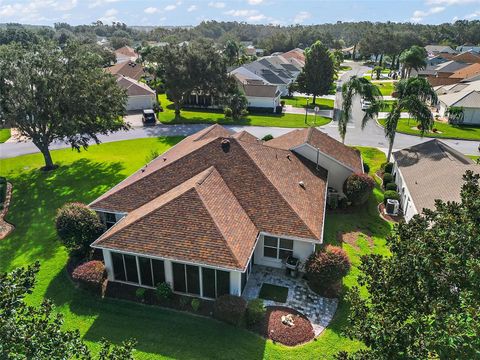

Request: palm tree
left=384, top=77, right=437, bottom=161
left=339, top=76, right=382, bottom=143
left=399, top=45, right=427, bottom=78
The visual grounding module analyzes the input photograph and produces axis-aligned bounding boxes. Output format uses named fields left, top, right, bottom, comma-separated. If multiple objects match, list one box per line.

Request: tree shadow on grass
left=0, top=158, right=125, bottom=271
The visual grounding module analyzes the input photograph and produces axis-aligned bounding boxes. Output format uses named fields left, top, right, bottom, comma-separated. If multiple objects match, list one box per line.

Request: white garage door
left=126, top=95, right=154, bottom=111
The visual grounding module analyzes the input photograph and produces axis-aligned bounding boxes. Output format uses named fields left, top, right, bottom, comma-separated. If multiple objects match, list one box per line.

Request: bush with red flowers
left=305, top=245, right=351, bottom=297
left=72, top=260, right=106, bottom=293
left=213, top=294, right=247, bottom=326
left=343, top=173, right=375, bottom=206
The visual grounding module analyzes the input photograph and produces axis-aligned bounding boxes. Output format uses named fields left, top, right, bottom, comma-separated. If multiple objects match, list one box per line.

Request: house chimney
left=221, top=138, right=230, bottom=152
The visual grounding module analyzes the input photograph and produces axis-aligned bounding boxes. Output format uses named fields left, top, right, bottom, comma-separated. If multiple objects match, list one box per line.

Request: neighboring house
left=239, top=82, right=281, bottom=111
left=243, top=61, right=290, bottom=95
left=448, top=63, right=480, bottom=83
left=456, top=45, right=480, bottom=54
left=115, top=46, right=138, bottom=64
left=89, top=125, right=363, bottom=298
left=425, top=45, right=457, bottom=56
left=437, top=90, right=480, bottom=125
left=452, top=51, right=480, bottom=64
left=281, top=48, right=306, bottom=67
left=245, top=45, right=257, bottom=56
left=116, top=76, right=156, bottom=111
left=392, top=140, right=478, bottom=222
left=106, top=62, right=146, bottom=81
left=426, top=61, right=472, bottom=86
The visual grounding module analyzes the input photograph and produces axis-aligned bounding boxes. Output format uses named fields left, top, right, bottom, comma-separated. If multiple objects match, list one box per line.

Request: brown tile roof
left=393, top=139, right=479, bottom=214
left=449, top=63, right=480, bottom=79
left=231, top=130, right=260, bottom=143
left=90, top=125, right=328, bottom=269
left=266, top=128, right=363, bottom=173
left=106, top=62, right=146, bottom=81
left=115, top=46, right=137, bottom=57
left=282, top=49, right=305, bottom=64
left=92, top=167, right=258, bottom=270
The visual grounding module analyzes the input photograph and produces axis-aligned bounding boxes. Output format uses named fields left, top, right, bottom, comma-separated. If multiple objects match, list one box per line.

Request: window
left=172, top=262, right=186, bottom=293
left=186, top=265, right=200, bottom=295
left=172, top=262, right=201, bottom=295
left=263, top=236, right=294, bottom=260
left=105, top=212, right=117, bottom=229
left=124, top=254, right=139, bottom=283
left=201, top=267, right=231, bottom=298
left=139, top=257, right=153, bottom=287
left=152, top=259, right=165, bottom=286
left=111, top=252, right=126, bottom=281
left=216, top=270, right=230, bottom=297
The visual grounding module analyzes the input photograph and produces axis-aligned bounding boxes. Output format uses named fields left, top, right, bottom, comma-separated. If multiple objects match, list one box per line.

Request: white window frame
left=263, top=235, right=294, bottom=260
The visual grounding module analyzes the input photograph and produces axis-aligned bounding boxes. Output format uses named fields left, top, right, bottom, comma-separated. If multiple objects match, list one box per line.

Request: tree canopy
left=297, top=40, right=335, bottom=104
left=0, top=40, right=128, bottom=170
left=341, top=171, right=480, bottom=359
left=0, top=262, right=136, bottom=359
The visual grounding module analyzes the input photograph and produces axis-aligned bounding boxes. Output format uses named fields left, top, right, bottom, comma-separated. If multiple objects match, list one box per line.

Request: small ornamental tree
left=55, top=203, right=105, bottom=257
left=72, top=260, right=106, bottom=293
left=305, top=245, right=351, bottom=296
left=343, top=173, right=375, bottom=206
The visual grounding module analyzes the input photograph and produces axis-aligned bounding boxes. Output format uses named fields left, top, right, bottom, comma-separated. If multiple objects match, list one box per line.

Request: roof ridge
left=235, top=138, right=320, bottom=239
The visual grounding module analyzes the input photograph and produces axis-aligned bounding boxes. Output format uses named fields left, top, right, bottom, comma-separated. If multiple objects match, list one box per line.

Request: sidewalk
left=283, top=105, right=333, bottom=118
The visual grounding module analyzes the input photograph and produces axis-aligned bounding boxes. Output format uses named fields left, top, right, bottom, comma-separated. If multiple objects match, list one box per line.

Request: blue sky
left=1, top=0, right=480, bottom=26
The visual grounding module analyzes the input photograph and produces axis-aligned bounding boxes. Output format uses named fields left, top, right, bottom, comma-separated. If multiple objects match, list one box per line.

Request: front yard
left=0, top=138, right=390, bottom=359
left=157, top=94, right=331, bottom=128
left=378, top=118, right=480, bottom=141
left=0, top=128, right=11, bottom=143
left=281, top=96, right=334, bottom=110
left=372, top=81, right=396, bottom=96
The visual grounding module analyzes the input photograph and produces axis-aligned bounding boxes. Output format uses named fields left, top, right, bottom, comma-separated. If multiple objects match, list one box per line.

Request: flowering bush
left=72, top=260, right=106, bottom=293
left=343, top=173, right=375, bottom=206
left=305, top=245, right=351, bottom=296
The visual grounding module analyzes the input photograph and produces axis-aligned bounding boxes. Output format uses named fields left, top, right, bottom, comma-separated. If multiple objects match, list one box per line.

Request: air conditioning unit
left=386, top=199, right=400, bottom=216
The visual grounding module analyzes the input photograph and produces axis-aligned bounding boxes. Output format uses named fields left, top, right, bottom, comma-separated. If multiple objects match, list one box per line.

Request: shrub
left=214, top=295, right=247, bottom=326
left=385, top=182, right=397, bottom=191
left=363, top=162, right=370, bottom=174
left=224, top=107, right=233, bottom=118
left=246, top=298, right=266, bottom=326
left=135, top=288, right=146, bottom=300
left=240, top=109, right=249, bottom=117
left=343, top=173, right=375, bottom=206
left=191, top=298, right=201, bottom=312
left=305, top=245, right=351, bottom=296
left=417, top=124, right=423, bottom=130
left=384, top=162, right=394, bottom=174
left=384, top=190, right=400, bottom=205
left=156, top=282, right=172, bottom=300
left=72, top=260, right=106, bottom=293
left=432, top=128, right=438, bottom=133
left=275, top=105, right=283, bottom=114
left=179, top=295, right=190, bottom=308
left=55, top=203, right=106, bottom=257
left=262, top=134, right=273, bottom=142
left=280, top=100, right=286, bottom=107
left=0, top=177, right=6, bottom=204
left=383, top=173, right=394, bottom=187
left=338, top=197, right=348, bottom=209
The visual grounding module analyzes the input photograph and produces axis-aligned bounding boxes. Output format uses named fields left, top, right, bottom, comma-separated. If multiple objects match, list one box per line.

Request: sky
left=1, top=0, right=480, bottom=27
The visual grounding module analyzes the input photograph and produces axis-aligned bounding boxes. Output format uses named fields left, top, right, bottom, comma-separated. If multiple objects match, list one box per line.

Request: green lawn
left=259, top=284, right=289, bottom=303
left=380, top=100, right=397, bottom=112
left=378, top=118, right=480, bottom=141
left=468, top=155, right=479, bottom=162
left=281, top=96, right=334, bottom=110
left=0, top=139, right=390, bottom=359
left=340, top=65, right=352, bottom=71
left=157, top=94, right=331, bottom=128
left=372, top=81, right=396, bottom=96
left=0, top=128, right=11, bottom=143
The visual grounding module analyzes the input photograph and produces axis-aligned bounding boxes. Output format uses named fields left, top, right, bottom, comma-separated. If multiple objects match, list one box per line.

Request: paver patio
left=242, top=265, right=338, bottom=336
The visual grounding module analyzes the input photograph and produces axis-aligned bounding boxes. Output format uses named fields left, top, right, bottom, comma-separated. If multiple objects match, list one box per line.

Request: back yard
left=157, top=94, right=331, bottom=128
left=0, top=138, right=390, bottom=359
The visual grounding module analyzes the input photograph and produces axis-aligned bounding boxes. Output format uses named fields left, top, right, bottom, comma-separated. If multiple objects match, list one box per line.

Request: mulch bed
left=263, top=306, right=314, bottom=346
left=104, top=281, right=215, bottom=317
left=378, top=202, right=404, bottom=223
left=0, top=182, right=15, bottom=240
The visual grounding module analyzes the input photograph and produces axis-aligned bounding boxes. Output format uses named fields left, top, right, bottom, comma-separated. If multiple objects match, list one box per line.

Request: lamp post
left=314, top=106, right=319, bottom=126
left=304, top=98, right=309, bottom=124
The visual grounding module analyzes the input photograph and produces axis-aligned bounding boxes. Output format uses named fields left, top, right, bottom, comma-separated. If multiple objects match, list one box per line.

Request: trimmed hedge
left=72, top=260, right=106, bottom=293
left=385, top=182, right=397, bottom=191
left=384, top=162, right=394, bottom=174
left=363, top=162, right=370, bottom=174
left=383, top=173, right=393, bottom=187
left=384, top=190, right=400, bottom=205
left=343, top=173, right=375, bottom=206
left=246, top=298, right=266, bottom=326
left=214, top=294, right=247, bottom=326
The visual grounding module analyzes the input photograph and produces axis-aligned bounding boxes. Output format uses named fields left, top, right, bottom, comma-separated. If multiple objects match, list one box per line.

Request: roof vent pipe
left=221, top=138, right=231, bottom=152
left=299, top=181, right=305, bottom=189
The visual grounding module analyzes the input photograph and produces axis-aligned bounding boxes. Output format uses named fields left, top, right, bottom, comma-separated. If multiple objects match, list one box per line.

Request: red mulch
left=263, top=306, right=314, bottom=346
left=378, top=202, right=404, bottom=223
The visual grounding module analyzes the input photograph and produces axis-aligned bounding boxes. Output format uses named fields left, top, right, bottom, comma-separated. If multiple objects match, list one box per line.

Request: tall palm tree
left=339, top=76, right=382, bottom=143
left=399, top=45, right=427, bottom=78
left=384, top=77, right=437, bottom=161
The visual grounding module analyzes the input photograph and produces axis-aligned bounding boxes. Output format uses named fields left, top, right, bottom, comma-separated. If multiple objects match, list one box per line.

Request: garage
left=116, top=75, right=156, bottom=111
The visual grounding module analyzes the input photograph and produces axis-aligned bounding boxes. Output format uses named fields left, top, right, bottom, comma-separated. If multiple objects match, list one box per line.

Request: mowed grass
left=0, top=139, right=390, bottom=359
left=378, top=118, right=480, bottom=141
left=380, top=100, right=397, bottom=112
left=281, top=96, right=334, bottom=110
left=372, top=81, right=396, bottom=96
left=157, top=94, right=331, bottom=128
left=0, top=128, right=11, bottom=143
left=468, top=155, right=479, bottom=162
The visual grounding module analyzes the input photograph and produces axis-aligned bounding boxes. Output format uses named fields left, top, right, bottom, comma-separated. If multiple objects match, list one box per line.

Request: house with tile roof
left=114, top=46, right=139, bottom=64
left=437, top=90, right=480, bottom=125
left=115, top=76, right=156, bottom=111
left=106, top=61, right=146, bottom=81
left=392, top=140, right=479, bottom=222
left=89, top=124, right=363, bottom=298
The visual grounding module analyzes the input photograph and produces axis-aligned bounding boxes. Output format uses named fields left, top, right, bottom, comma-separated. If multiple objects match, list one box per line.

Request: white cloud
left=187, top=5, right=197, bottom=12
left=165, top=4, right=176, bottom=11
left=410, top=6, right=445, bottom=21
left=464, top=9, right=480, bottom=17
left=144, top=6, right=159, bottom=14
left=0, top=0, right=79, bottom=20
left=88, top=0, right=120, bottom=9
left=427, top=0, right=480, bottom=4
left=248, top=0, right=264, bottom=4
left=99, top=7, right=118, bottom=22
left=208, top=2, right=226, bottom=8
left=293, top=11, right=311, bottom=24
left=225, top=9, right=269, bottom=22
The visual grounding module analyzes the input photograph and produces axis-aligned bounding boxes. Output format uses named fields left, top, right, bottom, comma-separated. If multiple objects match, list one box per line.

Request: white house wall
left=126, top=95, right=155, bottom=111
left=253, top=234, right=316, bottom=269
left=246, top=95, right=280, bottom=111
left=392, top=162, right=418, bottom=222
left=462, top=108, right=480, bottom=125
left=292, top=144, right=354, bottom=195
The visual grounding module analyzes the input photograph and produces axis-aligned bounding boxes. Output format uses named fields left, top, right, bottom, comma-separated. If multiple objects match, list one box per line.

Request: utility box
left=386, top=199, right=400, bottom=215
